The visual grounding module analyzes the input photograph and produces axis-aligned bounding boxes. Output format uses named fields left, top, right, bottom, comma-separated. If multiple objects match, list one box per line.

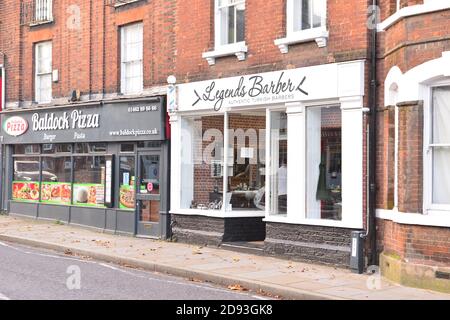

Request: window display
left=307, top=105, right=342, bottom=221
left=119, top=156, right=136, bottom=210
left=181, top=115, right=224, bottom=210
left=40, top=157, right=72, bottom=205
left=73, top=156, right=106, bottom=207
left=12, top=157, right=41, bottom=202
left=226, top=112, right=265, bottom=211
left=269, top=111, right=288, bottom=215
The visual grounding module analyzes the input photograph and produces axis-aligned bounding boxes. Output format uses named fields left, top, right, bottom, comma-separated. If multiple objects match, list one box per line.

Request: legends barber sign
left=193, top=72, right=308, bottom=111
left=177, top=63, right=342, bottom=112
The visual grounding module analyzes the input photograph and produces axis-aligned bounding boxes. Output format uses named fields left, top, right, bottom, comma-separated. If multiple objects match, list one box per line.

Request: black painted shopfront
left=0, top=97, right=170, bottom=239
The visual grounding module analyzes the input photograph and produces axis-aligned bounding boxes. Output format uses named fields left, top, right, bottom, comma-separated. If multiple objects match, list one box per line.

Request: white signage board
left=177, top=63, right=346, bottom=112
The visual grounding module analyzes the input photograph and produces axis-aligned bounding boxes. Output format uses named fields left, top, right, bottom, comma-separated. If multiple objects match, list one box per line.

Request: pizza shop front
left=0, top=97, right=171, bottom=239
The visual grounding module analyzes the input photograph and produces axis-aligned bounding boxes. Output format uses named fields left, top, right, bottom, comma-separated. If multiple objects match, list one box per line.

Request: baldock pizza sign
left=3, top=116, right=29, bottom=137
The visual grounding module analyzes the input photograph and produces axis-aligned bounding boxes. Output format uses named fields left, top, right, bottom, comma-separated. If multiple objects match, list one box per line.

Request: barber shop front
left=1, top=97, right=170, bottom=239
left=170, top=61, right=367, bottom=267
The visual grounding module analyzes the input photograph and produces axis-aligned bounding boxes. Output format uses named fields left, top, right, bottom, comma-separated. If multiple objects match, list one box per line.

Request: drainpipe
left=368, top=0, right=379, bottom=266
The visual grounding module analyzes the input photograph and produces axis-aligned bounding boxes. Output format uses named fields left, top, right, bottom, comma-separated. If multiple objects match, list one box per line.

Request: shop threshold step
left=220, top=241, right=265, bottom=255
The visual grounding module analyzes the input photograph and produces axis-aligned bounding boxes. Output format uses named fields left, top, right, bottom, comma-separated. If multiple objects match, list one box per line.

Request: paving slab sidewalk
left=0, top=215, right=448, bottom=300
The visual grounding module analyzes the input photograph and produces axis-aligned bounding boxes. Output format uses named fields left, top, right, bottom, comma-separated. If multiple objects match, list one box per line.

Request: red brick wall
left=174, top=0, right=371, bottom=83
left=376, top=107, right=395, bottom=210
left=377, top=218, right=450, bottom=267
left=376, top=3, right=449, bottom=268
left=0, top=0, right=176, bottom=106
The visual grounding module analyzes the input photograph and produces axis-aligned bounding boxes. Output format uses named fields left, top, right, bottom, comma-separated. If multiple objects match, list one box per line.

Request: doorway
left=136, top=151, right=162, bottom=237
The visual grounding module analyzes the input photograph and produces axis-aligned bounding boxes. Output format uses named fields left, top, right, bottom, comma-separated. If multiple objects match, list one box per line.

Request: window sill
left=376, top=209, right=450, bottom=228
left=29, top=20, right=54, bottom=28
left=170, top=208, right=265, bottom=219
left=274, top=28, right=329, bottom=54
left=264, top=215, right=361, bottom=229
left=202, top=42, right=248, bottom=66
left=113, top=0, right=143, bottom=8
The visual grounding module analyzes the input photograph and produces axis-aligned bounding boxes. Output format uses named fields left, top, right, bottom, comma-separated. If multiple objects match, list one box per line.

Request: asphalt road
left=0, top=241, right=267, bottom=300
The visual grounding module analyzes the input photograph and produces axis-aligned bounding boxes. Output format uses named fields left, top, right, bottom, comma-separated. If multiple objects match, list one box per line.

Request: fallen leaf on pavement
left=64, top=249, right=73, bottom=255
left=232, top=257, right=240, bottom=262
left=227, top=284, right=248, bottom=291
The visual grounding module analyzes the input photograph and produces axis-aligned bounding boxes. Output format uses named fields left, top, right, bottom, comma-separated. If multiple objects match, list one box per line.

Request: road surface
left=0, top=241, right=267, bottom=300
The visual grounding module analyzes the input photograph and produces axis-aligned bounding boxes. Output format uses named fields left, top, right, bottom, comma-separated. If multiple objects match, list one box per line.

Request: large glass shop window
left=269, top=111, right=288, bottom=215
left=181, top=115, right=225, bottom=210
left=226, top=112, right=266, bottom=211
left=12, top=157, right=41, bottom=202
left=40, top=157, right=72, bottom=205
left=73, top=156, right=107, bottom=207
left=119, top=156, right=136, bottom=210
left=307, top=105, right=342, bottom=221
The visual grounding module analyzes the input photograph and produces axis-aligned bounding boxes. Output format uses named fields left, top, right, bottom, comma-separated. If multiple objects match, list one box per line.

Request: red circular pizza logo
left=3, top=116, right=29, bottom=136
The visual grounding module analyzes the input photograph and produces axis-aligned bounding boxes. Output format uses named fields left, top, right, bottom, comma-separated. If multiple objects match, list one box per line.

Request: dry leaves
left=64, top=249, right=73, bottom=256
left=227, top=284, right=248, bottom=291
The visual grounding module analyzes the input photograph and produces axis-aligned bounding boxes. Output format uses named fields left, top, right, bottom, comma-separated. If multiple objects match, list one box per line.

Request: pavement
left=0, top=214, right=449, bottom=300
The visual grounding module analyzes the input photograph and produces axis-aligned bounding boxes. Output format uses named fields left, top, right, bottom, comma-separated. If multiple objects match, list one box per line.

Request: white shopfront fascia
left=170, top=60, right=365, bottom=229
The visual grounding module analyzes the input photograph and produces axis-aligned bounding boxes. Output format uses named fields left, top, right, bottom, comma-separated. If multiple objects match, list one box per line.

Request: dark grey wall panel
left=70, top=207, right=106, bottom=229
left=116, top=210, right=135, bottom=234
left=105, top=209, right=117, bottom=232
left=38, top=204, right=70, bottom=222
left=9, top=201, right=38, bottom=218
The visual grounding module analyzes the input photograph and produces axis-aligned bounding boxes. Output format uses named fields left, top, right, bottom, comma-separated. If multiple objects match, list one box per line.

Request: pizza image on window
left=120, top=186, right=135, bottom=209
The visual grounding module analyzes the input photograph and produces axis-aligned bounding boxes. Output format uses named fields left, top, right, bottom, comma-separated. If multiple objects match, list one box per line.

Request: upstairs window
left=34, top=0, right=53, bottom=23
left=291, top=0, right=326, bottom=33
left=120, top=23, right=143, bottom=95
left=216, top=0, right=246, bottom=46
left=35, top=41, right=52, bottom=104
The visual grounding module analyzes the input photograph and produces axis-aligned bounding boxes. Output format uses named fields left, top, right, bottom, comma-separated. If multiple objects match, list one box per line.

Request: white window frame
left=202, top=0, right=248, bottom=66
left=275, top=0, right=329, bottom=53
left=34, top=0, right=53, bottom=24
left=120, top=23, right=144, bottom=95
left=423, top=80, right=450, bottom=216
left=34, top=41, right=52, bottom=104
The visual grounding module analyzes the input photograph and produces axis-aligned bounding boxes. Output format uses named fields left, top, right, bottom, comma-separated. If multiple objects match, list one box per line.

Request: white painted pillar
left=286, top=102, right=306, bottom=222
left=340, top=96, right=364, bottom=229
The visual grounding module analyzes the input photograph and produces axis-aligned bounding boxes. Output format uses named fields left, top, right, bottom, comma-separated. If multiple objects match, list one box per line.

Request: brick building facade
left=0, top=0, right=449, bottom=292
left=375, top=0, right=450, bottom=293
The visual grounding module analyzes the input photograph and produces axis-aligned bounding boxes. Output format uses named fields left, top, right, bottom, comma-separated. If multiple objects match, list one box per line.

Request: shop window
left=35, top=41, right=52, bottom=104
left=120, top=143, right=135, bottom=153
left=120, top=23, right=143, bottom=95
left=431, top=86, right=450, bottom=205
left=42, top=144, right=73, bottom=154
left=40, top=157, right=72, bottom=205
left=216, top=0, right=246, bottom=46
left=137, top=141, right=161, bottom=149
left=12, top=157, right=41, bottom=202
left=306, top=105, right=342, bottom=221
left=226, top=112, right=266, bottom=212
left=14, top=144, right=40, bottom=155
left=269, top=111, right=288, bottom=215
left=73, top=156, right=107, bottom=207
left=180, top=115, right=224, bottom=210
left=75, top=143, right=107, bottom=154
left=119, top=156, right=136, bottom=210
